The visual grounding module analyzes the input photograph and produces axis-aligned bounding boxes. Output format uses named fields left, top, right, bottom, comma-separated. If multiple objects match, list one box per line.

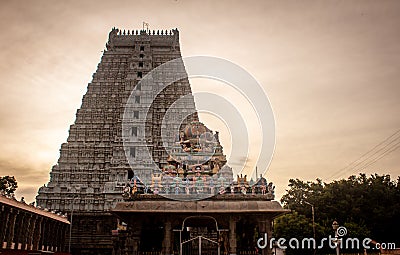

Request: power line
left=342, top=138, right=400, bottom=174
left=328, top=132, right=399, bottom=179
left=327, top=129, right=400, bottom=180
left=356, top=141, right=400, bottom=171
left=328, top=134, right=399, bottom=179
left=335, top=136, right=400, bottom=176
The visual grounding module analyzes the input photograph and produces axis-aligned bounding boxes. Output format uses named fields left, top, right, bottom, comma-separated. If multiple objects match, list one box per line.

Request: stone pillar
left=14, top=212, right=26, bottom=250
left=41, top=219, right=48, bottom=251
left=128, top=219, right=141, bottom=253
left=32, top=217, right=43, bottom=250
left=60, top=224, right=67, bottom=252
left=6, top=209, right=17, bottom=249
left=54, top=222, right=60, bottom=252
left=229, top=216, right=237, bottom=255
left=163, top=219, right=172, bottom=255
left=13, top=212, right=20, bottom=249
left=258, top=218, right=272, bottom=255
left=22, top=214, right=32, bottom=250
left=39, top=218, right=46, bottom=251
left=0, top=207, right=10, bottom=248
left=46, top=220, right=52, bottom=251
left=49, top=221, right=55, bottom=251
left=27, top=215, right=37, bottom=250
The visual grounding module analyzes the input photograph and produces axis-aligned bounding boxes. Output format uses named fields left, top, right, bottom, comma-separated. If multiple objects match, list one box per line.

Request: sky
left=0, top=0, right=399, bottom=203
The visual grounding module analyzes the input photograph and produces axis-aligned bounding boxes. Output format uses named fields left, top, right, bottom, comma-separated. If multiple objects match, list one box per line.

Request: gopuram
left=36, top=28, right=288, bottom=255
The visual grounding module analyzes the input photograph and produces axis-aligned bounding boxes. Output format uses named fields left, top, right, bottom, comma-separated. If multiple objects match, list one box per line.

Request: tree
left=0, top=175, right=18, bottom=195
left=274, top=211, right=314, bottom=255
left=276, top=173, right=400, bottom=253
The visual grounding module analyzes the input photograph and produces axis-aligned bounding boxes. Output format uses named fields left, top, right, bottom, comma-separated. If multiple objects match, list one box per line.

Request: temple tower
left=36, top=28, right=198, bottom=212
left=34, top=28, right=286, bottom=255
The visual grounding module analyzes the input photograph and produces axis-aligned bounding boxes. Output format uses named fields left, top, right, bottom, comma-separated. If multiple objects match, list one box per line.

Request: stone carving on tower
left=36, top=28, right=198, bottom=212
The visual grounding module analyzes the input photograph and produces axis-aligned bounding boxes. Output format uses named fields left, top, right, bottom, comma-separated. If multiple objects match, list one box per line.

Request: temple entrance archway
left=181, top=235, right=220, bottom=255
left=176, top=216, right=226, bottom=255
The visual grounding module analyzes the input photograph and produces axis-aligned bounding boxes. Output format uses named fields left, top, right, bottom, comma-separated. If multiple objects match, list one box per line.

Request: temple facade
left=112, top=195, right=286, bottom=255
left=35, top=28, right=288, bottom=255
left=114, top=120, right=285, bottom=255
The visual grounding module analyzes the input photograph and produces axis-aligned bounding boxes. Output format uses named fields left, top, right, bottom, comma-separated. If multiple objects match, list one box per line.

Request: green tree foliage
left=274, top=211, right=313, bottom=241
left=0, top=175, right=18, bottom=195
left=276, top=174, right=399, bottom=252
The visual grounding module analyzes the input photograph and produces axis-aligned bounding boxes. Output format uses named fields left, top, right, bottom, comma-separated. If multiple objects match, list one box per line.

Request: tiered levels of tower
left=36, top=28, right=198, bottom=212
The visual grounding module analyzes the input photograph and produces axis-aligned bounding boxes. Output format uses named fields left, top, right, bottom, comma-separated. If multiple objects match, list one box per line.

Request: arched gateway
left=179, top=216, right=223, bottom=255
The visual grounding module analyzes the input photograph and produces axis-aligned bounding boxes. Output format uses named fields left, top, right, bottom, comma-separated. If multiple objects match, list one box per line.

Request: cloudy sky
left=0, top=0, right=399, bottom=202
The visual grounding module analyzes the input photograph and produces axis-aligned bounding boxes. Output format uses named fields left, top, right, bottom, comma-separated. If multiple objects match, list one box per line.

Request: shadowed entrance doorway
left=175, top=216, right=227, bottom=255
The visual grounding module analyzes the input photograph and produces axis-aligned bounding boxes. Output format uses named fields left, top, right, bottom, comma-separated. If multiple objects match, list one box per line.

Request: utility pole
left=304, top=201, right=316, bottom=255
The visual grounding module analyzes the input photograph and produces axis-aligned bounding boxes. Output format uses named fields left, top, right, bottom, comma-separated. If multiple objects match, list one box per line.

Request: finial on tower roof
left=143, top=21, right=149, bottom=32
